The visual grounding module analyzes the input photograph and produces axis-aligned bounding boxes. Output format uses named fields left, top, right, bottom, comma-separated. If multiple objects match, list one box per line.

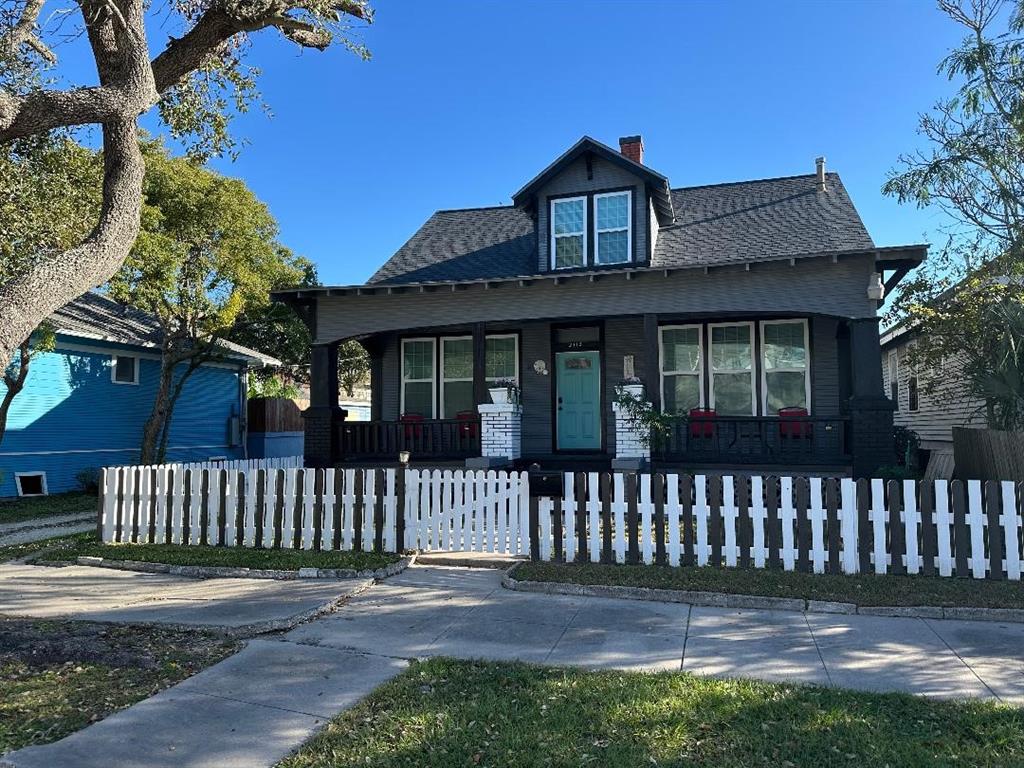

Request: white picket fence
left=97, top=466, right=1024, bottom=581
left=105, top=456, right=303, bottom=473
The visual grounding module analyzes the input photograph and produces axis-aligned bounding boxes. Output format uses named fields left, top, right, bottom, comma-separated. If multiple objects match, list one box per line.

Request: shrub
left=75, top=467, right=101, bottom=495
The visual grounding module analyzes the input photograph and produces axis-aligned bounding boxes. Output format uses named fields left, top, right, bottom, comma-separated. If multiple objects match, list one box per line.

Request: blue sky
left=70, top=1, right=967, bottom=286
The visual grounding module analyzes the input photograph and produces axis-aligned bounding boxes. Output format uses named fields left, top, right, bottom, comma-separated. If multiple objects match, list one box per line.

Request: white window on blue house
left=594, top=191, right=632, bottom=264
left=550, top=196, right=587, bottom=269
left=111, top=355, right=139, bottom=385
left=15, top=472, right=47, bottom=497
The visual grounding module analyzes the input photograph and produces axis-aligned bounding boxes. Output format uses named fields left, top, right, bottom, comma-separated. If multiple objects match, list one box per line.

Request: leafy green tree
left=0, top=0, right=372, bottom=377
left=884, top=0, right=1024, bottom=429
left=108, top=142, right=307, bottom=463
left=0, top=134, right=101, bottom=445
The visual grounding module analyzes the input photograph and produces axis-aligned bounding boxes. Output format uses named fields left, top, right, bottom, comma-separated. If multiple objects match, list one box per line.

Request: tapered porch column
left=303, top=342, right=346, bottom=467
left=846, top=318, right=895, bottom=478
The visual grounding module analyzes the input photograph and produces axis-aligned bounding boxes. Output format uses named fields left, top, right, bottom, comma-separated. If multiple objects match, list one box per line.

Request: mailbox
left=527, top=464, right=563, bottom=498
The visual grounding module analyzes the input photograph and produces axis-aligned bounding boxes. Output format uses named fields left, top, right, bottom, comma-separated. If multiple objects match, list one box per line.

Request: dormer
left=512, top=135, right=675, bottom=273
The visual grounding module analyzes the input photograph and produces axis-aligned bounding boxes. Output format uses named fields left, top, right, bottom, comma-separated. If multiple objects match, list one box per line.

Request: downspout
left=240, top=364, right=249, bottom=459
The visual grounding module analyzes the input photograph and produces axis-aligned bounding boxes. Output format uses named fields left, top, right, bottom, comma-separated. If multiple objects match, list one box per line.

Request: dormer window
left=551, top=196, right=587, bottom=269
left=549, top=189, right=633, bottom=270
left=595, top=191, right=631, bottom=264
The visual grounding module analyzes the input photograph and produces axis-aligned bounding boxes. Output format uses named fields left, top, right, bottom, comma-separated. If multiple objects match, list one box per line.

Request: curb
left=33, top=554, right=414, bottom=582
left=501, top=564, right=1024, bottom=624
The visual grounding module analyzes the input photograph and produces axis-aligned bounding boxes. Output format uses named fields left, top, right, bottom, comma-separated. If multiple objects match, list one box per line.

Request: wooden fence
left=953, top=427, right=1024, bottom=482
left=97, top=467, right=1024, bottom=581
left=247, top=397, right=305, bottom=433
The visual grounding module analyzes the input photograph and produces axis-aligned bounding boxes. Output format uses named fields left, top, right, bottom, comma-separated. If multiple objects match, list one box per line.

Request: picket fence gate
left=98, top=466, right=1024, bottom=581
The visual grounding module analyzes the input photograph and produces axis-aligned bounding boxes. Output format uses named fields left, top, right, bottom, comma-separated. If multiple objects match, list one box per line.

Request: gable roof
left=369, top=172, right=886, bottom=285
left=50, top=292, right=281, bottom=367
left=511, top=136, right=674, bottom=224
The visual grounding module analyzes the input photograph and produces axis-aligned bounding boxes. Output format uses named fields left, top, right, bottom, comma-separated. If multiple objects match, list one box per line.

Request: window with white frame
left=111, top=354, right=139, bottom=385
left=401, top=338, right=435, bottom=418
left=485, top=335, right=518, bottom=385
left=659, top=325, right=702, bottom=414
left=441, top=337, right=474, bottom=418
left=709, top=323, right=755, bottom=416
left=550, top=197, right=587, bottom=269
left=888, top=350, right=900, bottom=411
left=761, top=320, right=810, bottom=413
left=594, top=191, right=631, bottom=264
left=15, top=472, right=47, bottom=497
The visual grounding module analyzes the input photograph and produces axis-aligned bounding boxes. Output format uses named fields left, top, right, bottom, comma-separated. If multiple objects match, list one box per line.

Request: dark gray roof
left=368, top=172, right=878, bottom=285
left=50, top=292, right=280, bottom=366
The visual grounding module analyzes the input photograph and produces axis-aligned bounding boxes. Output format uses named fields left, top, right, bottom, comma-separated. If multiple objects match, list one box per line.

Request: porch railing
left=653, top=415, right=850, bottom=467
left=338, top=418, right=482, bottom=461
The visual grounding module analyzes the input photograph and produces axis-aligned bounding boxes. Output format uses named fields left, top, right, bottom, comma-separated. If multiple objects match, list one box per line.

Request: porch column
left=472, top=322, right=487, bottom=407
left=846, top=318, right=895, bottom=478
left=303, top=341, right=346, bottom=468
left=643, top=313, right=661, bottom=411
left=365, top=337, right=384, bottom=422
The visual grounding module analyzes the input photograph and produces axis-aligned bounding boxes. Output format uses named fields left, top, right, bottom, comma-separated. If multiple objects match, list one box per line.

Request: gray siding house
left=274, top=136, right=926, bottom=477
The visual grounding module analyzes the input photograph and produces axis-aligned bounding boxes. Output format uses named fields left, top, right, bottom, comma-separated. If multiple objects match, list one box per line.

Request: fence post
left=96, top=469, right=106, bottom=541
left=529, top=493, right=540, bottom=561
left=395, top=458, right=408, bottom=553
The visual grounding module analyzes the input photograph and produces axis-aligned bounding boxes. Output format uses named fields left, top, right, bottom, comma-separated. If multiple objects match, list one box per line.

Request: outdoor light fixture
left=867, top=272, right=885, bottom=301
left=398, top=450, right=411, bottom=465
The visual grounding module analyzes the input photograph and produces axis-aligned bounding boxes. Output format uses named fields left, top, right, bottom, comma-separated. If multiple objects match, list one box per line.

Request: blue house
left=0, top=292, right=279, bottom=497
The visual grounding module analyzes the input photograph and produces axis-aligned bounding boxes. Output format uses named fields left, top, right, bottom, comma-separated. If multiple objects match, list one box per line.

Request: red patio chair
left=778, top=407, right=812, bottom=439
left=400, top=413, right=424, bottom=440
left=688, top=408, right=716, bottom=439
left=456, top=410, right=479, bottom=440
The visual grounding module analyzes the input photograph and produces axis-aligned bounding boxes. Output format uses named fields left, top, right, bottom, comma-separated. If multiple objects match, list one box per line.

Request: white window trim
left=15, top=472, right=48, bottom=497
left=888, top=349, right=900, bottom=412
left=658, top=324, right=704, bottom=413
left=400, top=337, right=436, bottom=419
left=759, top=319, right=812, bottom=415
left=594, top=190, right=633, bottom=265
left=485, top=333, right=520, bottom=385
left=708, top=321, right=757, bottom=416
left=440, top=335, right=473, bottom=419
left=549, top=196, right=588, bottom=270
left=111, top=354, right=139, bottom=385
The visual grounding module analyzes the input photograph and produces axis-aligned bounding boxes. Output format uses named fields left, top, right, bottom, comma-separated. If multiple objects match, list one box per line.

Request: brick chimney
left=619, top=135, right=644, bottom=165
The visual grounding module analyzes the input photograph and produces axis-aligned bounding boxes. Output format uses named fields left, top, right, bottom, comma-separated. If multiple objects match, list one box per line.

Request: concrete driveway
left=4, top=563, right=1024, bottom=768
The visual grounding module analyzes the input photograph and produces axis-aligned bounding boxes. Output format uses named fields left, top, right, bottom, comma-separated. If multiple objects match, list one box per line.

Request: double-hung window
left=594, top=191, right=631, bottom=264
left=761, top=320, right=810, bottom=413
left=401, top=338, right=435, bottom=418
left=485, top=334, right=518, bottom=385
left=551, top=197, right=587, bottom=269
left=440, top=337, right=474, bottom=418
left=659, top=325, right=702, bottom=414
left=709, top=323, right=755, bottom=415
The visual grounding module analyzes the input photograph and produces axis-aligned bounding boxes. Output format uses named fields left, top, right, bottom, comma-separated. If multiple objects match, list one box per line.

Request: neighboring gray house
left=274, top=135, right=927, bottom=477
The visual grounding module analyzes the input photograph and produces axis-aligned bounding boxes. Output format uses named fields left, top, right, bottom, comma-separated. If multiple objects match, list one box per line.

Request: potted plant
left=617, top=376, right=644, bottom=398
left=489, top=377, right=520, bottom=404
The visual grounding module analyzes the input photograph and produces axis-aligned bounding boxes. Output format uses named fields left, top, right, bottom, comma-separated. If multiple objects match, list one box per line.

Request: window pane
left=711, top=325, right=752, bottom=371
left=713, top=372, right=753, bottom=415
left=661, top=328, right=700, bottom=373
left=552, top=198, right=585, bottom=235
left=765, top=371, right=807, bottom=413
left=664, top=374, right=701, bottom=414
left=554, top=235, right=584, bottom=268
left=485, top=337, right=517, bottom=380
left=597, top=230, right=629, bottom=264
left=403, top=341, right=433, bottom=380
left=114, top=356, right=135, bottom=382
left=764, top=322, right=806, bottom=369
left=596, top=193, right=628, bottom=230
left=403, top=381, right=433, bottom=418
left=443, top=380, right=474, bottom=418
left=442, top=338, right=473, bottom=379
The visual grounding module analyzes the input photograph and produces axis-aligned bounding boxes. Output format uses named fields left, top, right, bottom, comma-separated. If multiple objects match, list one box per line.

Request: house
left=273, top=135, right=927, bottom=477
left=0, top=292, right=279, bottom=497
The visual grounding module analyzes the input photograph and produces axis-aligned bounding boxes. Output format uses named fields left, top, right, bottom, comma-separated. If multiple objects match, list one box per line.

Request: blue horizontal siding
left=248, top=431, right=304, bottom=459
left=0, top=342, right=244, bottom=497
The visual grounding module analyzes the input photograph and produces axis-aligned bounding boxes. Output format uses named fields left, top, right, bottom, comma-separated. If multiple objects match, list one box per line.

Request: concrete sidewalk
left=0, top=512, right=94, bottom=546
left=5, top=563, right=1024, bottom=768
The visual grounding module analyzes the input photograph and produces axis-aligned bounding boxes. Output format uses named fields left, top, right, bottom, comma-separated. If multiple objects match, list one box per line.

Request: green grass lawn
left=0, top=532, right=95, bottom=564
left=278, top=657, right=1024, bottom=768
left=514, top=561, right=1024, bottom=609
left=0, top=619, right=238, bottom=753
left=44, top=537, right=401, bottom=572
left=0, top=492, right=96, bottom=525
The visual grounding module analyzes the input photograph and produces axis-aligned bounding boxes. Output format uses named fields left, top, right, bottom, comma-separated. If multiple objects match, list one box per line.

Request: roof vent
left=815, top=156, right=827, bottom=192
left=619, top=135, right=644, bottom=165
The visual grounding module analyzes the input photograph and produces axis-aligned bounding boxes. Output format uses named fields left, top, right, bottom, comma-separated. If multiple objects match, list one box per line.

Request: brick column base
left=848, top=396, right=895, bottom=479
left=302, top=406, right=346, bottom=468
left=467, top=403, right=521, bottom=469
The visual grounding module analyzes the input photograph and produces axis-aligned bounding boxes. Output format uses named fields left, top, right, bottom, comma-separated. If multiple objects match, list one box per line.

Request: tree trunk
left=140, top=349, right=178, bottom=464
left=0, top=338, right=32, bottom=448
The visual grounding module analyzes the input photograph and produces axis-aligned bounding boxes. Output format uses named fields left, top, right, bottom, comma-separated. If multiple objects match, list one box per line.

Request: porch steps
left=414, top=551, right=527, bottom=569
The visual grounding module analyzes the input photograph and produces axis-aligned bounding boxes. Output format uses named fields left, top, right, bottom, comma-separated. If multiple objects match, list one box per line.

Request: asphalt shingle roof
left=50, top=292, right=279, bottom=366
left=369, top=172, right=876, bottom=285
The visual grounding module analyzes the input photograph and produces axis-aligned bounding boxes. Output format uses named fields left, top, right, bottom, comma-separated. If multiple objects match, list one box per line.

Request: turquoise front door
left=556, top=351, right=601, bottom=450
